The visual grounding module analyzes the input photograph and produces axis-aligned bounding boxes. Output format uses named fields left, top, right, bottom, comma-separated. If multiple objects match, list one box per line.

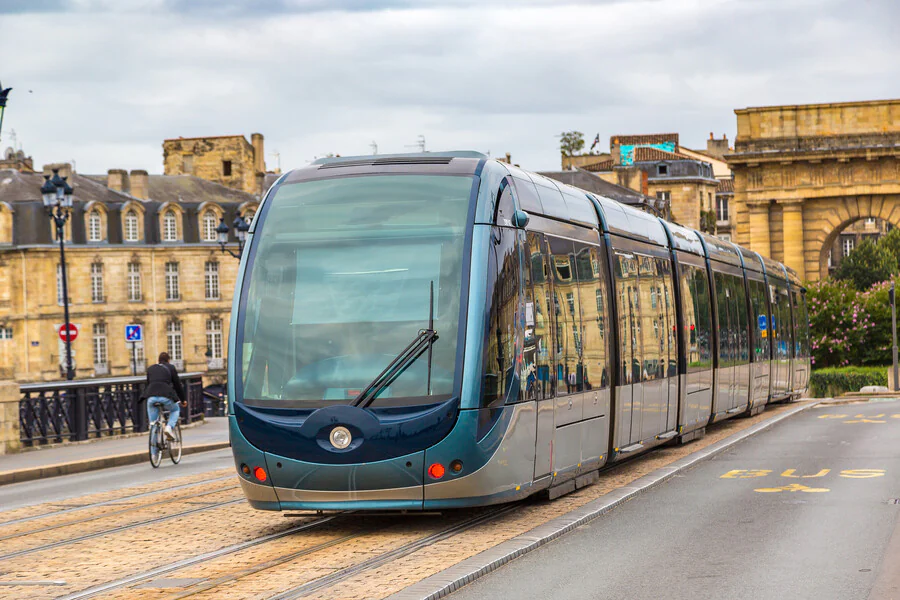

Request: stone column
left=748, top=201, right=772, bottom=258
left=780, top=200, right=807, bottom=281
left=0, top=381, right=20, bottom=455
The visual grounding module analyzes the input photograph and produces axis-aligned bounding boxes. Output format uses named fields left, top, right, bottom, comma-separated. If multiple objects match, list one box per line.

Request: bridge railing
left=19, top=372, right=206, bottom=447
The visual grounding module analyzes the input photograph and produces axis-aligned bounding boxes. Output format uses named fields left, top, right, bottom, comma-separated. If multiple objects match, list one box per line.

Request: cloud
left=0, top=0, right=897, bottom=174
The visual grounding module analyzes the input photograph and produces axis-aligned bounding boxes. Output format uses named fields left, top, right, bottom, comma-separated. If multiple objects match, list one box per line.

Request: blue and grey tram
left=228, top=151, right=810, bottom=511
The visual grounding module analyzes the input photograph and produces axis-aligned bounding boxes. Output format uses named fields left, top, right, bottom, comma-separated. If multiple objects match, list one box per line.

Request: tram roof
left=660, top=221, right=705, bottom=256
left=284, top=152, right=486, bottom=184
left=697, top=231, right=743, bottom=267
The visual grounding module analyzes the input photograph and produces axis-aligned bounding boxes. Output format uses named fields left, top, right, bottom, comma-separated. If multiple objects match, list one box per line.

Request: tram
left=228, top=152, right=810, bottom=511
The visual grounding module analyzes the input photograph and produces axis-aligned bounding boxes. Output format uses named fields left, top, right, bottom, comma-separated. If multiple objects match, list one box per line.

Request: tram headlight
left=329, top=426, right=352, bottom=450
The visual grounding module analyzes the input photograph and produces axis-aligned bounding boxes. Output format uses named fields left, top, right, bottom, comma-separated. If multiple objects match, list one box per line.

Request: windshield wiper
left=352, top=282, right=439, bottom=409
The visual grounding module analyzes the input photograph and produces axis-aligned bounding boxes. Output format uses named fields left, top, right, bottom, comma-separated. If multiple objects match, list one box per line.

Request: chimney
left=130, top=169, right=149, bottom=200
left=706, top=134, right=730, bottom=160
left=42, top=162, right=73, bottom=178
left=641, top=170, right=649, bottom=196
left=107, top=169, right=129, bottom=193
left=251, top=133, right=265, bottom=174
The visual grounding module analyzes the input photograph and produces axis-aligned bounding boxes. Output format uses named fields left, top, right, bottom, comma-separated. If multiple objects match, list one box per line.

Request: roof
left=81, top=174, right=257, bottom=205
left=717, top=178, right=735, bottom=194
left=0, top=169, right=132, bottom=205
left=632, top=147, right=694, bottom=162
left=677, top=146, right=732, bottom=178
left=581, top=159, right=615, bottom=172
left=538, top=169, right=653, bottom=207
left=611, top=133, right=679, bottom=147
left=735, top=98, right=900, bottom=114
left=163, top=134, right=252, bottom=143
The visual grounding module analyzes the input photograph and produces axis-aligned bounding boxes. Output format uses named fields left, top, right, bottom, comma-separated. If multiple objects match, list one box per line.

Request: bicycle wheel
left=149, top=423, right=162, bottom=468
left=169, top=423, right=183, bottom=464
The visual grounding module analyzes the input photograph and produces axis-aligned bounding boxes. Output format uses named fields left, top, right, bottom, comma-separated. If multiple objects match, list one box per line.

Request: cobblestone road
left=0, top=403, right=801, bottom=600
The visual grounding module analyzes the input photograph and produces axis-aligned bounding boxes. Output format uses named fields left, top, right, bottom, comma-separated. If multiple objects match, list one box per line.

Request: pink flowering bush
left=808, top=276, right=896, bottom=368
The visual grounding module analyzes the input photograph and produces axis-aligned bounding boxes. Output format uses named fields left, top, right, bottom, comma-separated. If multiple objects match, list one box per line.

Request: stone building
left=727, top=99, right=900, bottom=281
left=574, top=134, right=720, bottom=231
left=163, top=133, right=268, bottom=197
left=0, top=158, right=259, bottom=382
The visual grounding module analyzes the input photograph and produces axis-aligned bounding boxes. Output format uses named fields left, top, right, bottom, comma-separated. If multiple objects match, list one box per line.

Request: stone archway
left=804, top=195, right=900, bottom=280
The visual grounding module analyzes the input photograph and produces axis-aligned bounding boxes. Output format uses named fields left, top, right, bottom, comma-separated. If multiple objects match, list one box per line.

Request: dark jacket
left=142, top=363, right=185, bottom=402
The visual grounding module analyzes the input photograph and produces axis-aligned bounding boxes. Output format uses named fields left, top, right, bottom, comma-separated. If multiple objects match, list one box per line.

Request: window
left=524, top=233, right=552, bottom=401
left=827, top=250, right=833, bottom=268
left=92, top=322, right=108, bottom=366
left=56, top=264, right=67, bottom=306
left=656, top=191, right=670, bottom=203
left=183, top=155, right=193, bottom=175
left=720, top=233, right=732, bottom=242
left=88, top=210, right=102, bottom=242
left=205, top=261, right=220, bottom=300
left=482, top=225, right=521, bottom=407
left=866, top=217, right=877, bottom=225
left=680, top=263, right=713, bottom=392
left=165, top=262, right=180, bottom=301
left=202, top=211, right=218, bottom=242
left=91, top=263, right=104, bottom=303
left=716, top=196, right=729, bottom=222
left=657, top=164, right=668, bottom=176
left=0, top=326, right=12, bottom=340
left=207, top=318, right=223, bottom=359
left=167, top=320, right=183, bottom=361
left=163, top=211, right=178, bottom=242
left=124, top=210, right=139, bottom=242
left=707, top=192, right=713, bottom=210
left=222, top=160, right=232, bottom=177
left=127, top=262, right=142, bottom=302
left=842, top=237, right=855, bottom=257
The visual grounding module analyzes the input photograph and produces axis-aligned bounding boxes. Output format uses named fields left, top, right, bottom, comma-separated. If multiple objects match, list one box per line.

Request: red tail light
left=253, top=466, right=267, bottom=482
left=428, top=463, right=445, bottom=479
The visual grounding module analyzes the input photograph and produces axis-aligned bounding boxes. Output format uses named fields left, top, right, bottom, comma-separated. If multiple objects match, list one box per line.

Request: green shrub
left=809, top=366, right=888, bottom=398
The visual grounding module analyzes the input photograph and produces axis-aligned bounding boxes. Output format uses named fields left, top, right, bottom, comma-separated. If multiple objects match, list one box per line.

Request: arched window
left=88, top=210, right=102, bottom=242
left=124, top=211, right=140, bottom=242
left=202, top=211, right=218, bottom=242
left=163, top=211, right=177, bottom=242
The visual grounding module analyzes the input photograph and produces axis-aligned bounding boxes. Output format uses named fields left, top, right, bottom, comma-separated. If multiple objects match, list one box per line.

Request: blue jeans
left=147, top=396, right=180, bottom=429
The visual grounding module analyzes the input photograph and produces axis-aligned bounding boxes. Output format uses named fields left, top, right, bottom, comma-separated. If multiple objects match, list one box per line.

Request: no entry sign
left=58, top=323, right=78, bottom=342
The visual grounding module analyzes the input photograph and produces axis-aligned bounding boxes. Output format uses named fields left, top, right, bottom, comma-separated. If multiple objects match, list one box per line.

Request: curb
left=0, top=442, right=231, bottom=486
left=389, top=401, right=817, bottom=600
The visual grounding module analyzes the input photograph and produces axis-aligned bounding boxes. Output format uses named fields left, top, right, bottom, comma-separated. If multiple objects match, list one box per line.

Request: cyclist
left=142, top=352, right=186, bottom=440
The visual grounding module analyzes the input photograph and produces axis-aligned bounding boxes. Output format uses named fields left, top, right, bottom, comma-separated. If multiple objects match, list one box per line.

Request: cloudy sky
left=1, top=0, right=898, bottom=175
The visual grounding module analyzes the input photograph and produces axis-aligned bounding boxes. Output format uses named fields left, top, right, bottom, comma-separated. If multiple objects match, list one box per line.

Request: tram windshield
left=238, top=174, right=473, bottom=408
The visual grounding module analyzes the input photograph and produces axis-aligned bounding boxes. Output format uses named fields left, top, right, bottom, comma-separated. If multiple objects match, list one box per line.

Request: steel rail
left=0, top=473, right=235, bottom=528
left=0, top=483, right=239, bottom=543
left=0, top=496, right=245, bottom=561
left=57, top=515, right=341, bottom=600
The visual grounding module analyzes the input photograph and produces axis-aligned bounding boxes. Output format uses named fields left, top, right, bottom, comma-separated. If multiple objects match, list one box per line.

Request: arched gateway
left=727, top=99, right=900, bottom=282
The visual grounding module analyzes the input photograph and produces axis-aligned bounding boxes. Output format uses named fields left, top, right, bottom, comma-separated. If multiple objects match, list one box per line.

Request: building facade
left=163, top=133, right=268, bottom=196
left=727, top=99, right=900, bottom=281
left=0, top=161, right=258, bottom=383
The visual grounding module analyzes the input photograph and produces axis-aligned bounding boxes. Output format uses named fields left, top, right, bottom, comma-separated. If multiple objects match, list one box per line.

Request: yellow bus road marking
left=780, top=469, right=830, bottom=478
left=720, top=468, right=885, bottom=481
left=817, top=413, right=900, bottom=423
left=754, top=483, right=830, bottom=493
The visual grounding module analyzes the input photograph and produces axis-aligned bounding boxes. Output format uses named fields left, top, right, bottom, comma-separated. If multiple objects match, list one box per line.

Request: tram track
left=0, top=473, right=235, bottom=528
left=0, top=483, right=239, bottom=543
left=0, top=494, right=246, bottom=561
left=57, top=514, right=342, bottom=600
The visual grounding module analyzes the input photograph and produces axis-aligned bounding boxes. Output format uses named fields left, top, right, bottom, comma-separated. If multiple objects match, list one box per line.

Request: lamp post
left=216, top=216, right=250, bottom=260
left=42, top=169, right=75, bottom=380
left=0, top=83, right=12, bottom=144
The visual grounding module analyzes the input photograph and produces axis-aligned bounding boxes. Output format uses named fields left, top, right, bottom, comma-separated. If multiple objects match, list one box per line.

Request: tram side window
left=524, top=233, right=552, bottom=401
left=614, top=251, right=640, bottom=385
left=734, top=275, right=750, bottom=363
left=713, top=272, right=732, bottom=368
left=680, top=264, right=713, bottom=391
left=749, top=280, right=770, bottom=360
left=639, top=256, right=661, bottom=381
left=481, top=227, right=522, bottom=408
left=548, top=236, right=582, bottom=395
left=657, top=257, right=677, bottom=378
left=798, top=291, right=811, bottom=359
left=770, top=283, right=790, bottom=360
left=574, top=242, right=610, bottom=389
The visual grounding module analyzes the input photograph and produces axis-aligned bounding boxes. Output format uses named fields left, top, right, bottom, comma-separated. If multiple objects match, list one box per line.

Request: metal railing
left=19, top=372, right=206, bottom=447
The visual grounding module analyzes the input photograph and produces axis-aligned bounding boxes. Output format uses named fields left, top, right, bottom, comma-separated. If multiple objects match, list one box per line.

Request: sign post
left=125, top=324, right=143, bottom=377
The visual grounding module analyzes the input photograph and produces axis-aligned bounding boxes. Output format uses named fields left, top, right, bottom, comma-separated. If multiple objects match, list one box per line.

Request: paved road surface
left=0, top=448, right=233, bottom=510
left=451, top=400, right=900, bottom=600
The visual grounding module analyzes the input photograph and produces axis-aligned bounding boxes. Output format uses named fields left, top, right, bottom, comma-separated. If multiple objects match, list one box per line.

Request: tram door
left=747, top=277, right=771, bottom=407
left=524, top=233, right=554, bottom=479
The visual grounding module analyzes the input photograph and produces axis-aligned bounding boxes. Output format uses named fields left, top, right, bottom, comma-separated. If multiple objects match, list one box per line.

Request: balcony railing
left=19, top=372, right=206, bottom=447
left=207, top=358, right=224, bottom=370
left=93, top=362, right=109, bottom=376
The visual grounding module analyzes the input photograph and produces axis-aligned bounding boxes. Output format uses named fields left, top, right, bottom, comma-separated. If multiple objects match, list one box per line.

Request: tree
left=877, top=228, right=900, bottom=272
left=558, top=131, right=585, bottom=156
left=833, top=238, right=898, bottom=291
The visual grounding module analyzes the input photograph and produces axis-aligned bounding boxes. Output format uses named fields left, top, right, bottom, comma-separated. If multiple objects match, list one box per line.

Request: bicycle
left=148, top=409, right=183, bottom=468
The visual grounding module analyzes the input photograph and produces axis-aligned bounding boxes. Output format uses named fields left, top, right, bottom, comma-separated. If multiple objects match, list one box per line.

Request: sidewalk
left=0, top=417, right=230, bottom=485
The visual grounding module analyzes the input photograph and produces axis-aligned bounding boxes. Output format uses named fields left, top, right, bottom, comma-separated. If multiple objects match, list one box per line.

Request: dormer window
left=657, top=164, right=668, bottom=176
left=88, top=210, right=102, bottom=242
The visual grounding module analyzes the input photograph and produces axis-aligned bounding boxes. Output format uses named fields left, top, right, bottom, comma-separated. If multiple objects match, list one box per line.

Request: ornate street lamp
left=0, top=82, right=12, bottom=144
left=216, top=216, right=250, bottom=260
left=42, top=169, right=75, bottom=380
